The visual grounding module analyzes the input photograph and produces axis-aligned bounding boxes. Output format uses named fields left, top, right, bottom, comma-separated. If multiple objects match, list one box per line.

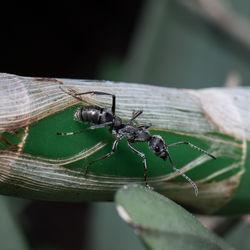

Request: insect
left=57, top=88, right=216, bottom=196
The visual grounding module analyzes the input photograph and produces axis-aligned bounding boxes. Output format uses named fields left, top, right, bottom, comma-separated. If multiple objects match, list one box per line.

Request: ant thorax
left=118, top=125, right=151, bottom=142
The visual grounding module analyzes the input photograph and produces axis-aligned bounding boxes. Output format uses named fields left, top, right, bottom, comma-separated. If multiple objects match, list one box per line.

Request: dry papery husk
left=0, top=73, right=249, bottom=213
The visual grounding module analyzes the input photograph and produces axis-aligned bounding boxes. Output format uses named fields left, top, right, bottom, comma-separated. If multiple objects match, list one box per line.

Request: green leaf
left=115, top=185, right=233, bottom=250
left=0, top=197, right=28, bottom=250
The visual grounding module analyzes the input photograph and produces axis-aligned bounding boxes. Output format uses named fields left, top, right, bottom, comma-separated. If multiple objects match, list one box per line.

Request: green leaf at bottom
left=115, top=185, right=233, bottom=250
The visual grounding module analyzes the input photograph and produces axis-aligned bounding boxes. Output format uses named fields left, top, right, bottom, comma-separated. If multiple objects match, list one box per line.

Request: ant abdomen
left=75, top=106, right=114, bottom=125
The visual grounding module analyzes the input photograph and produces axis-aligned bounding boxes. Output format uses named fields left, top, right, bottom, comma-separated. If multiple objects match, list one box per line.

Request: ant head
left=148, top=135, right=167, bottom=160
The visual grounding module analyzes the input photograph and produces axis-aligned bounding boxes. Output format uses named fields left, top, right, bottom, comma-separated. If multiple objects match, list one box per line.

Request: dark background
left=0, top=2, right=142, bottom=79
left=0, top=2, right=143, bottom=250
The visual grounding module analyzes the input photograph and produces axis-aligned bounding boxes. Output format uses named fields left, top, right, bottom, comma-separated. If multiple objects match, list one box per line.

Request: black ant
left=57, top=88, right=216, bottom=196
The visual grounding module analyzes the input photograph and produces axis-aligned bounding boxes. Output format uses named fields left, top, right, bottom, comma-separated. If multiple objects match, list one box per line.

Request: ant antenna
left=166, top=150, right=198, bottom=196
left=167, top=141, right=216, bottom=160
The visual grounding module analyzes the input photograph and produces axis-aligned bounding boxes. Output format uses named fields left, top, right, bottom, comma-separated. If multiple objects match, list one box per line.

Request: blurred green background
left=1, top=1, right=250, bottom=249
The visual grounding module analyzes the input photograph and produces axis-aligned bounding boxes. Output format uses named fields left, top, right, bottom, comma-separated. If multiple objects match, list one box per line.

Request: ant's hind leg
left=59, top=87, right=116, bottom=115
left=59, top=86, right=85, bottom=102
left=84, top=138, right=120, bottom=175
left=56, top=121, right=113, bottom=136
left=75, top=91, right=116, bottom=115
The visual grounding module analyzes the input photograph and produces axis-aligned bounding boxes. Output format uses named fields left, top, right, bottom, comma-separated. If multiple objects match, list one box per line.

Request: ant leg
left=59, top=87, right=116, bottom=115
left=166, top=150, right=198, bottom=196
left=167, top=141, right=216, bottom=160
left=127, top=141, right=149, bottom=186
left=136, top=123, right=152, bottom=129
left=33, top=77, right=64, bottom=85
left=75, top=91, right=116, bottom=115
left=84, top=138, right=120, bottom=175
left=128, top=110, right=143, bottom=125
left=56, top=121, right=113, bottom=135
left=59, top=86, right=85, bottom=102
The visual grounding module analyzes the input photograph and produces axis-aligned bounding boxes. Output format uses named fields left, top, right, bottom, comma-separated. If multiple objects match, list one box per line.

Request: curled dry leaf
left=0, top=73, right=249, bottom=213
